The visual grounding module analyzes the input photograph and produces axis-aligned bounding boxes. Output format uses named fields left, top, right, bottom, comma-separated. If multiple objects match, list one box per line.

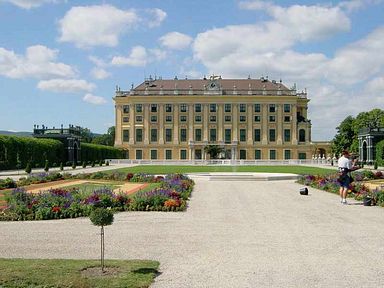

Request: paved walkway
left=1, top=177, right=384, bottom=287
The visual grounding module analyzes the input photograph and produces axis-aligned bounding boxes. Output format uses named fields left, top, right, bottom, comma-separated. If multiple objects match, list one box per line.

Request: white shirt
left=338, top=155, right=352, bottom=171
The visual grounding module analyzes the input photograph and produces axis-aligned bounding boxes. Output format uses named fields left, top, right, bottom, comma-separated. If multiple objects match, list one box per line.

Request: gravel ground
left=1, top=177, right=384, bottom=287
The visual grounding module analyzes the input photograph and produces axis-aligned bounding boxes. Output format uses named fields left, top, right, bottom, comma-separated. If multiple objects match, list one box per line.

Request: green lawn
left=0, top=258, right=159, bottom=288
left=109, top=165, right=335, bottom=175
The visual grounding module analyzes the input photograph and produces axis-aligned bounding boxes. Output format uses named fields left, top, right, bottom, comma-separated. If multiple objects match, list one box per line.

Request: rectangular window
left=180, top=104, right=187, bottom=112
left=269, top=104, right=276, bottom=113
left=269, top=129, right=276, bottom=142
left=254, top=115, right=261, bottom=122
left=135, top=128, right=143, bottom=142
left=284, top=104, right=291, bottom=113
left=135, top=104, right=142, bottom=113
left=210, top=104, right=217, bottom=112
left=165, top=149, right=172, bottom=160
left=299, top=152, right=307, bottom=160
left=210, top=115, right=216, bottom=122
left=225, top=115, right=231, bottom=122
left=150, top=115, right=157, bottom=123
left=284, top=150, right=291, bottom=160
left=284, top=116, right=291, bottom=122
left=269, top=115, right=276, bottom=122
left=150, top=128, right=157, bottom=142
left=240, top=129, right=246, bottom=142
left=225, top=129, right=231, bottom=144
left=150, top=150, right=158, bottom=160
left=224, top=103, right=231, bottom=113
left=123, top=129, right=129, bottom=142
left=254, top=104, right=261, bottom=113
left=151, top=104, right=158, bottom=112
left=254, top=129, right=261, bottom=142
left=195, top=129, right=202, bottom=141
left=195, top=115, right=202, bottom=122
left=180, top=149, right=187, bottom=160
left=270, top=150, right=276, bottom=160
left=135, top=115, right=143, bottom=122
left=165, top=104, right=172, bottom=112
left=255, top=149, right=261, bottom=160
left=284, top=129, right=291, bottom=142
left=240, top=149, right=246, bottom=160
left=180, top=115, right=187, bottom=122
left=136, top=150, right=142, bottom=160
left=239, top=115, right=246, bottom=122
left=165, top=115, right=172, bottom=122
left=195, top=103, right=202, bottom=113
left=210, top=129, right=217, bottom=142
left=239, top=103, right=246, bottom=113
left=165, top=128, right=172, bottom=142
left=180, top=128, right=187, bottom=142
left=123, top=105, right=130, bottom=113
left=123, top=117, right=129, bottom=123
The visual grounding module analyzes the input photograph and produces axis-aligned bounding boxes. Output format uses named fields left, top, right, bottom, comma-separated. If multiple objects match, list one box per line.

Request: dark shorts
left=338, top=174, right=351, bottom=188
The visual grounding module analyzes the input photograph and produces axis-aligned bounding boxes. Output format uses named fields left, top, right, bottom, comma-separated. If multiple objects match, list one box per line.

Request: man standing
left=337, top=150, right=358, bottom=204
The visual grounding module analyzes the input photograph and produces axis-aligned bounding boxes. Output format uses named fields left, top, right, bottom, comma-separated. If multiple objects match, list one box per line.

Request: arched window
left=299, top=129, right=306, bottom=142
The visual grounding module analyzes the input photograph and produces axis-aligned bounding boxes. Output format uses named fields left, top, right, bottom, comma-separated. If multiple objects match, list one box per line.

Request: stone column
left=143, top=104, right=149, bottom=145
left=247, top=104, right=253, bottom=144
left=159, top=103, right=164, bottom=144
left=292, top=104, right=298, bottom=145
left=173, top=104, right=179, bottom=144
left=262, top=103, right=268, bottom=144
left=129, top=104, right=135, bottom=144
left=189, top=103, right=194, bottom=141
left=115, top=104, right=123, bottom=145
left=277, top=104, right=282, bottom=145
left=218, top=104, right=223, bottom=142
left=203, top=104, right=208, bottom=141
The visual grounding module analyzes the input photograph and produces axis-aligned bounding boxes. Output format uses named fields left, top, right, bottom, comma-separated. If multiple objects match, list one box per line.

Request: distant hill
left=0, top=130, right=33, bottom=137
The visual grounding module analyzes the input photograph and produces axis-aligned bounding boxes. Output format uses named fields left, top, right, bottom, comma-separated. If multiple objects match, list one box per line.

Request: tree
left=89, top=208, right=114, bottom=272
left=80, top=127, right=94, bottom=143
left=91, top=126, right=115, bottom=146
left=204, top=145, right=224, bottom=159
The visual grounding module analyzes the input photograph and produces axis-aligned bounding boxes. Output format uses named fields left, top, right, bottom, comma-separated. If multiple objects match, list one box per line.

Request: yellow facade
left=114, top=76, right=313, bottom=160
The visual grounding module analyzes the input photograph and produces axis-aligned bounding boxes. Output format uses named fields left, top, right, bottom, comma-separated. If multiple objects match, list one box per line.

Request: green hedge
left=376, top=140, right=384, bottom=167
left=0, top=135, right=64, bottom=170
left=80, top=143, right=123, bottom=162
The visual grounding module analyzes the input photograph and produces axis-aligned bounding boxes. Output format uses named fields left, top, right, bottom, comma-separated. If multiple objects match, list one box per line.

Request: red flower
left=52, top=206, right=61, bottom=213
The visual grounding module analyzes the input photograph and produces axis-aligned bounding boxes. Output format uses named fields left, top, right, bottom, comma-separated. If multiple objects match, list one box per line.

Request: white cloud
left=83, top=93, right=107, bottom=105
left=0, top=45, right=75, bottom=79
left=0, top=0, right=60, bottom=9
left=159, top=32, right=193, bottom=50
left=338, top=0, right=384, bottom=12
left=111, top=46, right=148, bottom=67
left=88, top=55, right=108, bottom=67
left=58, top=5, right=139, bottom=48
left=146, top=8, right=167, bottom=28
left=90, top=67, right=111, bottom=79
left=37, top=79, right=95, bottom=93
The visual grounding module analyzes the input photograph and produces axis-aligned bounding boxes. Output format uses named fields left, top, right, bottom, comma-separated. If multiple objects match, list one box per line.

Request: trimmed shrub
left=44, top=160, right=49, bottom=172
left=82, top=161, right=86, bottom=168
left=25, top=162, right=32, bottom=174
left=60, top=162, right=64, bottom=171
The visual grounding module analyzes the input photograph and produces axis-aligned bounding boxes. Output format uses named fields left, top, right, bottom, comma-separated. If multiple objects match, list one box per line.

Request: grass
left=108, top=165, right=335, bottom=176
left=0, top=258, right=159, bottom=288
left=64, top=183, right=121, bottom=194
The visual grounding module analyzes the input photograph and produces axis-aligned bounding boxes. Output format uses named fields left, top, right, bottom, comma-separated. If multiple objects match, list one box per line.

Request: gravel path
left=1, top=178, right=384, bottom=287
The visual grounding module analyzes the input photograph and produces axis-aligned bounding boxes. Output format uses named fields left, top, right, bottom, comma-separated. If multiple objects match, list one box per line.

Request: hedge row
left=80, top=142, right=123, bottom=162
left=376, top=140, right=384, bottom=167
left=0, top=136, right=64, bottom=170
left=0, top=135, right=124, bottom=170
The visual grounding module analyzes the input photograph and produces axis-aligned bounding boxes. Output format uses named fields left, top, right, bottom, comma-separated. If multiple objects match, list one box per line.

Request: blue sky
left=0, top=0, right=383, bottom=141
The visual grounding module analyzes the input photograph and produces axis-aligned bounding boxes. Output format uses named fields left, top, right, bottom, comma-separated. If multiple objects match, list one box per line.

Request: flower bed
left=297, top=170, right=384, bottom=205
left=0, top=174, right=194, bottom=221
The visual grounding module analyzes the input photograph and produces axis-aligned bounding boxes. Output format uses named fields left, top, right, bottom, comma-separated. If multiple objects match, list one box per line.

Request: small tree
left=106, top=160, right=109, bottom=166
left=82, top=161, right=87, bottom=168
left=99, top=160, right=103, bottom=167
left=60, top=162, right=64, bottom=171
left=25, top=162, right=32, bottom=174
left=44, top=160, right=49, bottom=172
left=91, top=161, right=95, bottom=167
left=89, top=208, right=114, bottom=272
left=72, top=162, right=76, bottom=169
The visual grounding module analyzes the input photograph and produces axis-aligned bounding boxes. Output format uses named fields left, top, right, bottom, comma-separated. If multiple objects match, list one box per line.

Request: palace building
left=113, top=76, right=314, bottom=161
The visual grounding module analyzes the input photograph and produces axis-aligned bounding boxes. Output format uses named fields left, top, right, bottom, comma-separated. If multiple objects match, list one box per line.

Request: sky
left=0, top=0, right=383, bottom=141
